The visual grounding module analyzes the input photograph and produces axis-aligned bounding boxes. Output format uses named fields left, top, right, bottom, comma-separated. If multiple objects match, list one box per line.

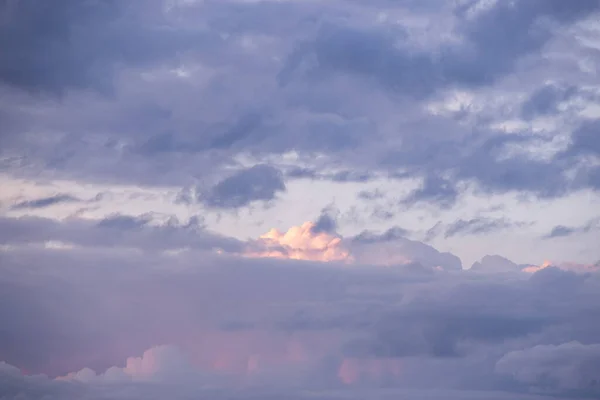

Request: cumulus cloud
left=350, top=229, right=463, bottom=270
left=243, top=220, right=463, bottom=270
left=59, top=345, right=201, bottom=384
left=245, top=221, right=351, bottom=263
left=469, top=255, right=521, bottom=272
left=1, top=234, right=600, bottom=398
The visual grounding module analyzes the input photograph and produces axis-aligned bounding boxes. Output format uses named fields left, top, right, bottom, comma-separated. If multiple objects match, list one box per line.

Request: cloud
left=520, top=83, right=579, bottom=120
left=10, top=194, right=80, bottom=210
left=1, top=1, right=600, bottom=398
left=0, top=0, right=220, bottom=95
left=402, top=175, right=459, bottom=208
left=495, top=342, right=600, bottom=395
left=522, top=261, right=600, bottom=274
left=245, top=221, right=351, bottom=263
left=1, top=231, right=600, bottom=398
left=544, top=225, right=577, bottom=238
left=199, top=165, right=286, bottom=209
left=0, top=215, right=241, bottom=254
left=544, top=217, right=600, bottom=239
left=283, top=0, right=599, bottom=95
left=243, top=219, right=462, bottom=271
left=469, top=255, right=520, bottom=272
left=444, top=218, right=521, bottom=238
left=311, top=212, right=337, bottom=235
left=1, top=0, right=598, bottom=204
left=59, top=345, right=200, bottom=384
left=350, top=227, right=462, bottom=270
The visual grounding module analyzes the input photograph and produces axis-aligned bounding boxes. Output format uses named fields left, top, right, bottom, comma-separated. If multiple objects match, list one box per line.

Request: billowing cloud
left=244, top=220, right=463, bottom=270
left=1, top=233, right=600, bottom=398
left=58, top=345, right=198, bottom=384
left=350, top=229, right=463, bottom=270
left=469, top=255, right=520, bottom=272
left=245, top=221, right=351, bottom=263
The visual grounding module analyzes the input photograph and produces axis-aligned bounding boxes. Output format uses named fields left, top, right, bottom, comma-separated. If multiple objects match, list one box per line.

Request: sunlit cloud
left=244, top=222, right=353, bottom=263
left=523, top=260, right=600, bottom=273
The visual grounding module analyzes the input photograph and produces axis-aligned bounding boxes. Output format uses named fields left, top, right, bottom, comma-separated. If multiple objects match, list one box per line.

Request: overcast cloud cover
left=1, top=0, right=600, bottom=399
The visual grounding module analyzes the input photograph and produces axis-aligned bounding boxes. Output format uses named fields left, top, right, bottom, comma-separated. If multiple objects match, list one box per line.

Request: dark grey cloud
left=470, top=255, right=520, bottom=273
left=284, top=168, right=374, bottom=183
left=545, top=225, right=577, bottom=239
left=357, top=189, right=384, bottom=201
left=348, top=310, right=546, bottom=359
left=311, top=213, right=337, bottom=234
left=449, top=0, right=600, bottom=85
left=10, top=194, right=80, bottom=210
left=444, top=218, right=520, bottom=239
left=588, top=166, right=600, bottom=190
left=329, top=170, right=374, bottom=183
left=566, top=119, right=600, bottom=157
left=0, top=0, right=221, bottom=95
left=285, top=166, right=318, bottom=179
left=520, top=83, right=578, bottom=120
left=544, top=217, right=600, bottom=239
left=457, top=133, right=573, bottom=197
left=496, top=341, right=600, bottom=397
left=283, top=0, right=599, bottom=95
left=0, top=215, right=240, bottom=253
left=199, top=164, right=286, bottom=209
left=402, top=175, right=458, bottom=208
left=96, top=214, right=152, bottom=230
left=0, top=0, right=597, bottom=201
left=352, top=226, right=410, bottom=244
left=342, top=267, right=600, bottom=365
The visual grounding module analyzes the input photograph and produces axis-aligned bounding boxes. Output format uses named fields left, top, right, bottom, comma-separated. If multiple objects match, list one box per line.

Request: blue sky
left=1, top=1, right=600, bottom=399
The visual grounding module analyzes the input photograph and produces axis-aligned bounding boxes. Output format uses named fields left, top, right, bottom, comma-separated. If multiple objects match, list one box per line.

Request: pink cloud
left=244, top=222, right=352, bottom=263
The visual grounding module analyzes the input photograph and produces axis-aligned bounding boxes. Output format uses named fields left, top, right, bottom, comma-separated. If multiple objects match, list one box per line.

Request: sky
left=1, top=0, right=600, bottom=399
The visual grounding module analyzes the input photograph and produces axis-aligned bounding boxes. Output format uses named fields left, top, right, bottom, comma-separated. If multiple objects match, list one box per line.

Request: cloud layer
left=2, top=0, right=600, bottom=399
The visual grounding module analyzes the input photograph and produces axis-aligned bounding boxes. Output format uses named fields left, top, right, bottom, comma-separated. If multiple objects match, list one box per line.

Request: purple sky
left=1, top=1, right=600, bottom=399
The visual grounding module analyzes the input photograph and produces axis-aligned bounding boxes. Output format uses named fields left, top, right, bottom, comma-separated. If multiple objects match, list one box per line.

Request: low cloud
left=495, top=342, right=600, bottom=396
left=1, top=234, right=599, bottom=398
left=58, top=345, right=199, bottom=384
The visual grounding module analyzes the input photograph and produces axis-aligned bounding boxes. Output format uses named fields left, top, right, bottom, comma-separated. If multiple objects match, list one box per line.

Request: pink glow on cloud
left=183, top=330, right=341, bottom=377
left=338, top=357, right=402, bottom=384
left=241, top=221, right=463, bottom=270
left=244, top=222, right=352, bottom=263
left=523, top=260, right=600, bottom=273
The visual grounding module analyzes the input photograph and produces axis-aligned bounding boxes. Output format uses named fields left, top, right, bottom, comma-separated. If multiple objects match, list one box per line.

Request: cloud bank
left=2, top=0, right=600, bottom=399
